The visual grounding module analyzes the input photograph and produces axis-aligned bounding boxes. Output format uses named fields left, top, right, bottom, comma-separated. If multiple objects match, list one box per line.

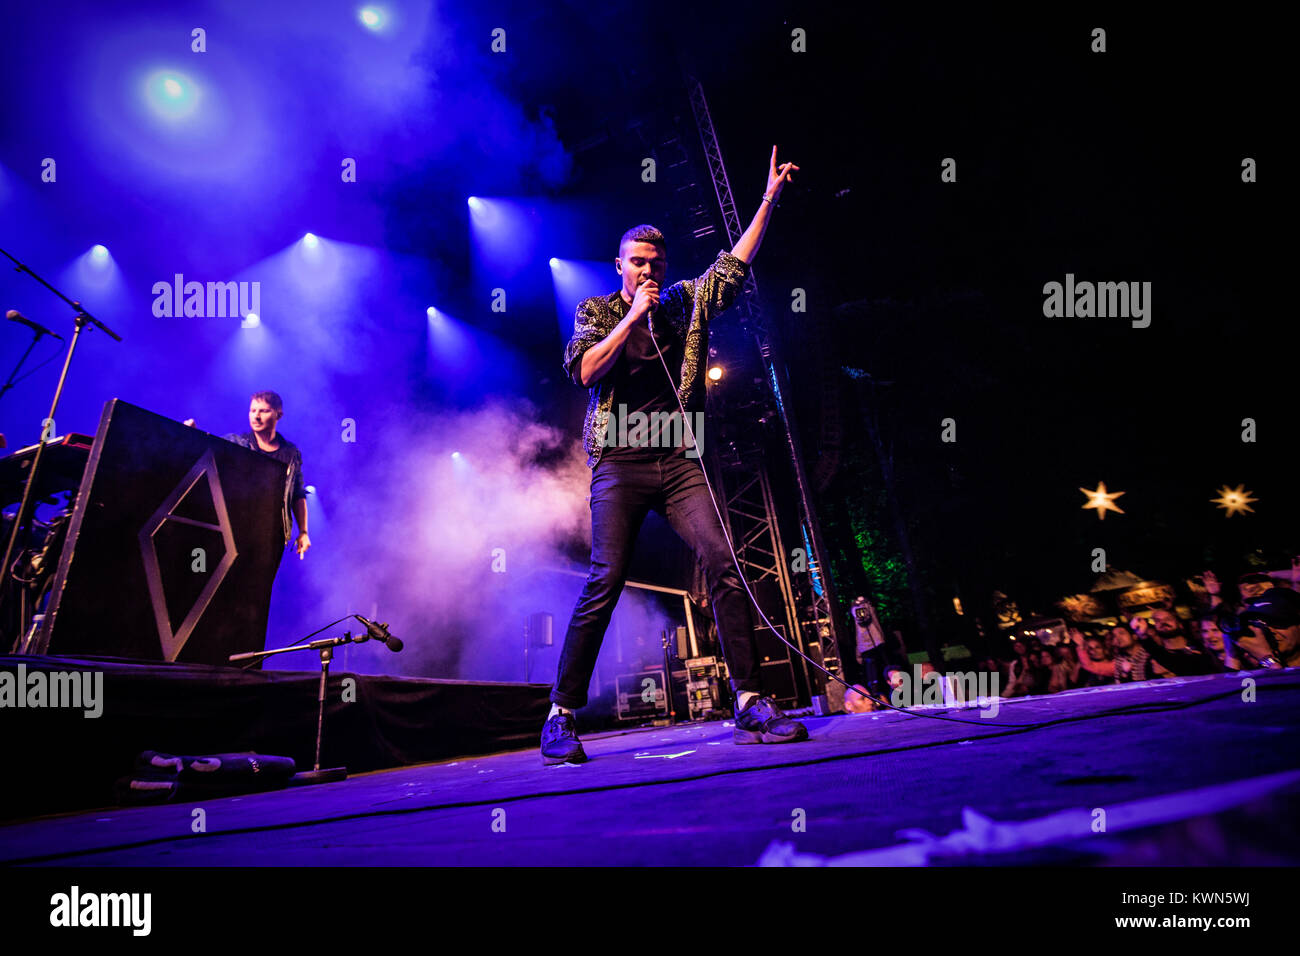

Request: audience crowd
left=843, top=568, right=1300, bottom=712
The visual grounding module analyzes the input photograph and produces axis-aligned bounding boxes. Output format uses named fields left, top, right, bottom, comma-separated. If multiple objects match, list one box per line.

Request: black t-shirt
left=224, top=431, right=306, bottom=502
left=601, top=301, right=688, bottom=460
left=224, top=430, right=305, bottom=546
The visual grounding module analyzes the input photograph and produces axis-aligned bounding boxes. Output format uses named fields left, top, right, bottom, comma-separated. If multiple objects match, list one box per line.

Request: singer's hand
left=295, top=532, right=311, bottom=559
left=765, top=145, right=800, bottom=202
left=631, top=280, right=659, bottom=321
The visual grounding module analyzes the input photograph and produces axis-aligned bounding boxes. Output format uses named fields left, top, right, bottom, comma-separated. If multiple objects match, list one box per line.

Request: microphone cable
left=646, top=307, right=1057, bottom=729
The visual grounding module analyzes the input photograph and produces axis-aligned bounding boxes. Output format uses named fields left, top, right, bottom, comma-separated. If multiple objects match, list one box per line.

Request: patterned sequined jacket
left=562, top=249, right=750, bottom=468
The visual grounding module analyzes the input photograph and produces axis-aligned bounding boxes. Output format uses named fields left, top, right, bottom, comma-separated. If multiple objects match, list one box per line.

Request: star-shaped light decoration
left=1211, top=484, right=1257, bottom=517
left=1080, top=481, right=1125, bottom=520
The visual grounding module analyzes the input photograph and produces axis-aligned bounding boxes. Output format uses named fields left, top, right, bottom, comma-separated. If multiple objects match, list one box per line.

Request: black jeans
left=551, top=453, right=761, bottom=708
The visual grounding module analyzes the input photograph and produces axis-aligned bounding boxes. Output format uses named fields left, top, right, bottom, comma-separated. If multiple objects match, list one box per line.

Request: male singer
left=543, top=147, right=807, bottom=764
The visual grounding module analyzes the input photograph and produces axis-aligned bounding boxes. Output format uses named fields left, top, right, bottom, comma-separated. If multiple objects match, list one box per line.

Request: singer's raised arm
left=730, top=145, right=799, bottom=265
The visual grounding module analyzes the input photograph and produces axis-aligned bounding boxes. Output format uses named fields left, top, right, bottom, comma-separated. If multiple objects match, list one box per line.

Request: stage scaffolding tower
left=685, top=76, right=844, bottom=700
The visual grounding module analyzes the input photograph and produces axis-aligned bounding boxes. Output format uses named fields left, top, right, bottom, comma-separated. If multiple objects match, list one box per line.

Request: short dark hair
left=251, top=390, right=283, bottom=417
left=619, top=224, right=666, bottom=255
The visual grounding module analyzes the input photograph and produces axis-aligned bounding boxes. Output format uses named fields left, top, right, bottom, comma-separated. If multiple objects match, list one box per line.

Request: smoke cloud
left=271, top=399, right=680, bottom=688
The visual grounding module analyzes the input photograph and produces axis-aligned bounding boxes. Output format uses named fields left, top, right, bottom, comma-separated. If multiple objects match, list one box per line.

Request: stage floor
left=3, top=670, right=1299, bottom=866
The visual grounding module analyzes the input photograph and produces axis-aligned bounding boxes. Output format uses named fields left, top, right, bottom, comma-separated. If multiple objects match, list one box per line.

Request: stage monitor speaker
left=36, top=399, right=287, bottom=665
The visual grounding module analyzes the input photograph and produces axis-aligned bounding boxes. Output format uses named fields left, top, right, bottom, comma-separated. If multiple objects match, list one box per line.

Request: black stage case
left=36, top=399, right=284, bottom=664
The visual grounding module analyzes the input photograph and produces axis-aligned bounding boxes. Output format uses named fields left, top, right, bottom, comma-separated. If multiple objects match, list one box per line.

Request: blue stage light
left=144, top=69, right=199, bottom=120
left=69, top=245, right=123, bottom=295
left=467, top=196, right=481, bottom=210
left=358, top=6, right=386, bottom=30
left=549, top=258, right=612, bottom=344
left=427, top=307, right=437, bottom=319
left=303, top=232, right=319, bottom=248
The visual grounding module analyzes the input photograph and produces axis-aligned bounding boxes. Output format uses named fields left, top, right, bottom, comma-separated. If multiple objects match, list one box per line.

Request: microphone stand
left=0, top=328, right=47, bottom=406
left=660, top=628, right=677, bottom=725
left=0, top=246, right=122, bottom=649
left=229, top=630, right=371, bottom=785
left=524, top=618, right=532, bottom=682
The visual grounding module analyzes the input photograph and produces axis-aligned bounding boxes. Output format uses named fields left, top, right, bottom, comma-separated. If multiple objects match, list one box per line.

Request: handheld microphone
left=645, top=282, right=660, bottom=336
left=5, top=310, right=63, bottom=341
left=354, top=615, right=404, bottom=652
left=637, top=278, right=658, bottom=329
